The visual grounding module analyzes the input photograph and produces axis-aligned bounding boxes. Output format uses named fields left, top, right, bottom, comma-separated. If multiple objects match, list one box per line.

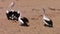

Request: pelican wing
left=43, top=16, right=50, bottom=21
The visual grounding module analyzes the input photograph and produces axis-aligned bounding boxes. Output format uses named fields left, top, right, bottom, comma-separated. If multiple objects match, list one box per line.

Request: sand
left=0, top=0, right=60, bottom=34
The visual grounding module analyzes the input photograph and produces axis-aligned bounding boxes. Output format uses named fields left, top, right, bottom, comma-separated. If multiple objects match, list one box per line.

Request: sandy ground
left=0, top=0, right=60, bottom=34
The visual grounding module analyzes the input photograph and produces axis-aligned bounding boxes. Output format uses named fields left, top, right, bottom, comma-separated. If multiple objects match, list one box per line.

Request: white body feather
left=18, top=17, right=24, bottom=24
left=43, top=15, right=50, bottom=21
left=6, top=10, right=9, bottom=13
left=18, top=10, right=24, bottom=24
left=6, top=9, right=14, bottom=13
left=43, top=15, right=50, bottom=25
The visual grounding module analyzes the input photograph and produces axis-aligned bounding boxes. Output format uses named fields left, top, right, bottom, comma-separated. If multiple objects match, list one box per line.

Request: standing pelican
left=42, top=8, right=53, bottom=27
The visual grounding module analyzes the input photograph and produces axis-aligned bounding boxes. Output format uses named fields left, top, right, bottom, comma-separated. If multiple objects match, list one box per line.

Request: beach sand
left=0, top=0, right=60, bottom=34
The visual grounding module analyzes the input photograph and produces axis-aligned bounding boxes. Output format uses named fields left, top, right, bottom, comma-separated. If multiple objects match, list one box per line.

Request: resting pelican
left=6, top=9, right=16, bottom=20
left=18, top=13, right=29, bottom=26
left=6, top=1, right=29, bottom=26
left=42, top=8, right=53, bottom=27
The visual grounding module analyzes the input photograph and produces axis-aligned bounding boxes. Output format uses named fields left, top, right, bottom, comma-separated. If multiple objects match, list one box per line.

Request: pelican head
left=41, top=8, right=46, bottom=17
left=10, top=1, right=14, bottom=7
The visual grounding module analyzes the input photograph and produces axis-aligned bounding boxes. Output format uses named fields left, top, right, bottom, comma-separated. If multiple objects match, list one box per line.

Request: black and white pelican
left=41, top=8, right=53, bottom=27
left=6, top=9, right=29, bottom=26
left=18, top=13, right=29, bottom=26
left=6, top=9, right=14, bottom=20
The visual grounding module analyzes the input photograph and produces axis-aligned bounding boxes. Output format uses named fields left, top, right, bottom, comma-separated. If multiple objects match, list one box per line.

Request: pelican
left=6, top=10, right=29, bottom=26
left=6, top=1, right=15, bottom=20
left=18, top=12, right=29, bottom=26
left=6, top=9, right=15, bottom=20
left=6, top=10, right=12, bottom=20
left=41, top=8, right=53, bottom=27
left=6, top=1, right=29, bottom=26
